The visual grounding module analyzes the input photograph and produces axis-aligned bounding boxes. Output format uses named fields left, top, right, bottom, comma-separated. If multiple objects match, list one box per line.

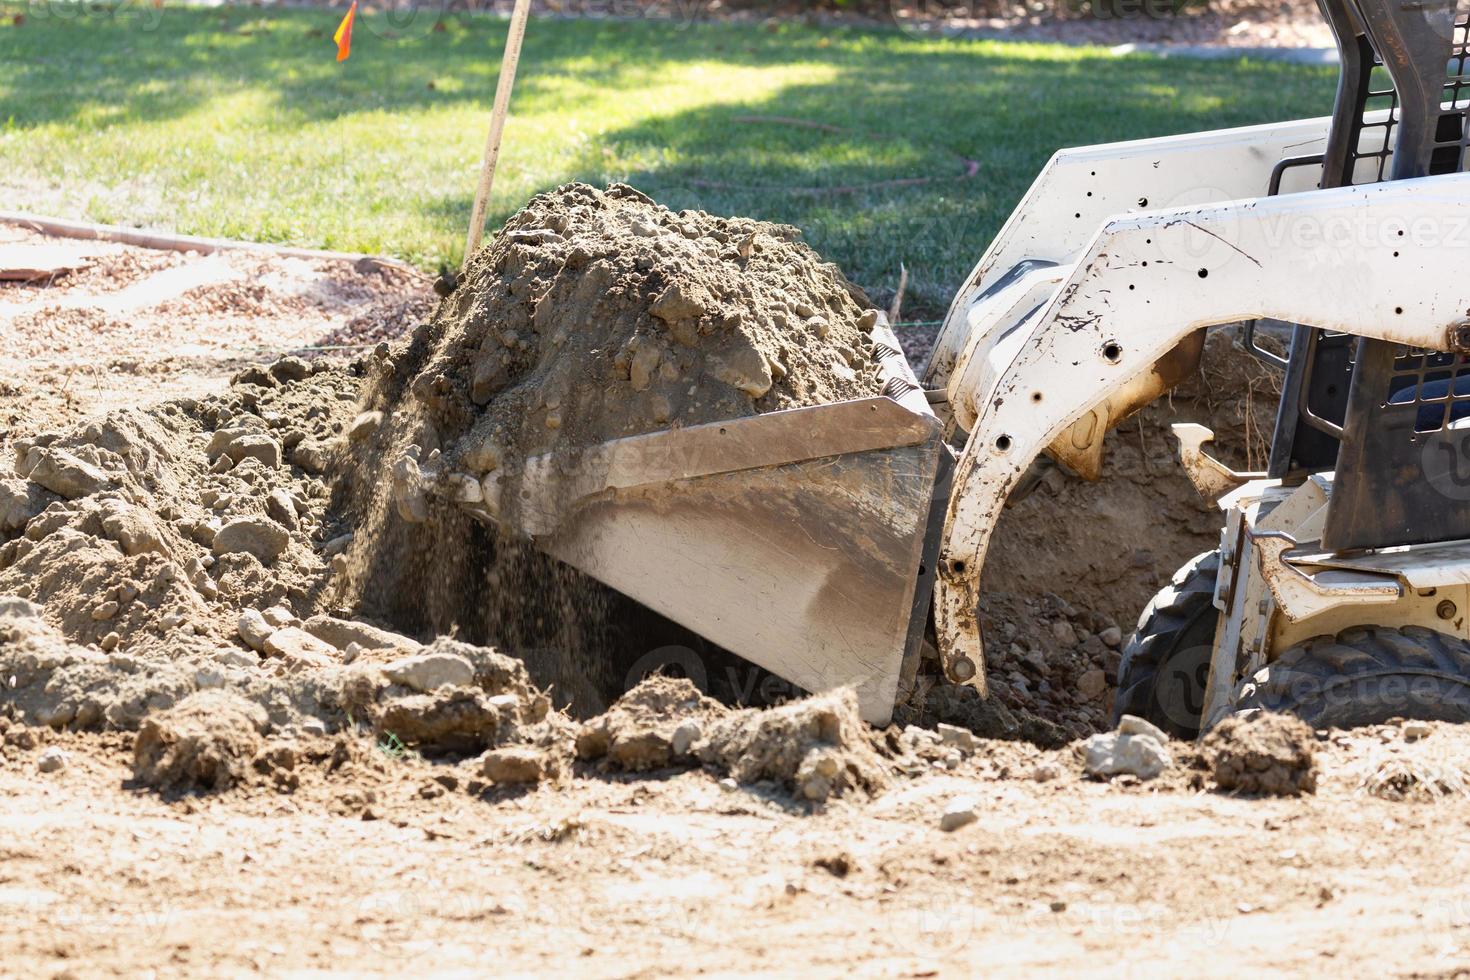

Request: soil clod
left=1204, top=711, right=1318, bottom=796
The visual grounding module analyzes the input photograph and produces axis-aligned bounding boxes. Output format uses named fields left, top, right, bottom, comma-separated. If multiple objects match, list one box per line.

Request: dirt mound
left=579, top=677, right=888, bottom=803
left=576, top=674, right=729, bottom=771
left=354, top=180, right=887, bottom=557
left=0, top=359, right=364, bottom=655
left=328, top=182, right=888, bottom=712
left=415, top=181, right=878, bottom=471
left=1356, top=750, right=1470, bottom=802
left=1340, top=724, right=1470, bottom=801
left=132, top=689, right=268, bottom=792
left=1203, top=711, right=1319, bottom=796
left=699, top=689, right=889, bottom=802
left=365, top=637, right=570, bottom=761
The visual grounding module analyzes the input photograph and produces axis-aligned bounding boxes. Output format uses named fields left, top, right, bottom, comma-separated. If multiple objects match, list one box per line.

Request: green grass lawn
left=0, top=4, right=1336, bottom=312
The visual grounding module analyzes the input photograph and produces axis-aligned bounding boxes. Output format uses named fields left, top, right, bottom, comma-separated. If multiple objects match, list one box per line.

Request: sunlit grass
left=0, top=3, right=1336, bottom=308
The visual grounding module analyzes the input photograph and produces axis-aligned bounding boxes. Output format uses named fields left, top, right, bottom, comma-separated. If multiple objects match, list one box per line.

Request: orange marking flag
left=333, top=1, right=357, bottom=62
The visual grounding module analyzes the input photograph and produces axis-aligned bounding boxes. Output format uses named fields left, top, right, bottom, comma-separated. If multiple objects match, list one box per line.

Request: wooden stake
left=464, top=0, right=532, bottom=263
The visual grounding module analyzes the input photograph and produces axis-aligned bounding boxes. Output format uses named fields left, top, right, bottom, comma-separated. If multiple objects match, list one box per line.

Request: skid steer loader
left=455, top=0, right=1470, bottom=735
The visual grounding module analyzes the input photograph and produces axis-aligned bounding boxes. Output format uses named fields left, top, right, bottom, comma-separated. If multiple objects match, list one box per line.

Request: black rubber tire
left=1235, top=626, right=1470, bottom=729
left=1112, top=550, right=1221, bottom=740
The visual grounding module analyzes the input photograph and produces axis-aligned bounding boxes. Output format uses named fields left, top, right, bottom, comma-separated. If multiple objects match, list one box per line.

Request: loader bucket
left=455, top=323, right=948, bottom=725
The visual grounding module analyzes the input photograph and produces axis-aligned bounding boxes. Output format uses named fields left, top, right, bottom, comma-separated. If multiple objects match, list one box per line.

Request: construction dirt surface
left=7, top=199, right=1470, bottom=977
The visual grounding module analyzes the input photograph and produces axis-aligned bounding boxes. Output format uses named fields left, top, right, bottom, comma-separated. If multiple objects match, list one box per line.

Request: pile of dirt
left=133, top=689, right=268, bottom=792
left=963, top=590, right=1123, bottom=741
left=325, top=181, right=892, bottom=712
left=348, top=181, right=883, bottom=551
left=575, top=674, right=728, bottom=771
left=0, top=356, right=362, bottom=654
left=417, top=181, right=878, bottom=464
left=577, top=676, right=889, bottom=802
left=699, top=687, right=890, bottom=801
left=360, top=637, right=572, bottom=760
left=1340, top=723, right=1470, bottom=801
left=1, top=592, right=576, bottom=792
left=1202, top=711, right=1319, bottom=796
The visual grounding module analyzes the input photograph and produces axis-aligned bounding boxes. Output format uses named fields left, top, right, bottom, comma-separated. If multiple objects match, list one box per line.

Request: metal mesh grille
left=1346, top=12, right=1470, bottom=184
left=1384, top=349, right=1470, bottom=433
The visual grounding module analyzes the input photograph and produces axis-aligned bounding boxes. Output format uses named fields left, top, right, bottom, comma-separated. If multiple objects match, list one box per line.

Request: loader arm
left=933, top=171, right=1470, bottom=687
left=924, top=112, right=1351, bottom=392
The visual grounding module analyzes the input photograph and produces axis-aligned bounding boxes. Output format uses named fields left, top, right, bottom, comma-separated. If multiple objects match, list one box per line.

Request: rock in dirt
left=37, top=746, right=69, bottom=773
left=0, top=595, right=44, bottom=621
left=383, top=651, right=474, bottom=692
left=262, top=605, right=297, bottom=629
left=305, top=615, right=419, bottom=654
left=367, top=640, right=561, bottom=755
left=1083, top=715, right=1172, bottom=781
left=236, top=609, right=273, bottom=652
left=99, top=501, right=168, bottom=557
left=348, top=411, right=383, bottom=443
left=21, top=447, right=111, bottom=499
left=939, top=797, right=978, bottom=832
left=375, top=688, right=504, bottom=753
left=262, top=627, right=338, bottom=669
left=269, top=356, right=312, bottom=384
left=212, top=517, right=290, bottom=563
left=1077, top=668, right=1107, bottom=702
left=265, top=489, right=298, bottom=529
left=1202, top=711, right=1317, bottom=796
left=133, top=690, right=268, bottom=792
left=0, top=479, right=51, bottom=532
left=936, top=722, right=977, bottom=755
left=481, top=745, right=556, bottom=784
left=1403, top=720, right=1433, bottom=741
left=208, top=431, right=282, bottom=470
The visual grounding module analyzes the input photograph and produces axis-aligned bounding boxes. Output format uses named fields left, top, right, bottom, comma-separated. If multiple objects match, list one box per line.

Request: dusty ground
left=0, top=222, right=431, bottom=436
left=7, top=721, right=1470, bottom=976
left=6, top=220, right=1470, bottom=978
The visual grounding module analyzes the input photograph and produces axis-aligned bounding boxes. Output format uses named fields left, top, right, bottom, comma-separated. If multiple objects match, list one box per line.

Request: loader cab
left=1253, top=0, right=1470, bottom=550
left=1116, top=0, right=1470, bottom=737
